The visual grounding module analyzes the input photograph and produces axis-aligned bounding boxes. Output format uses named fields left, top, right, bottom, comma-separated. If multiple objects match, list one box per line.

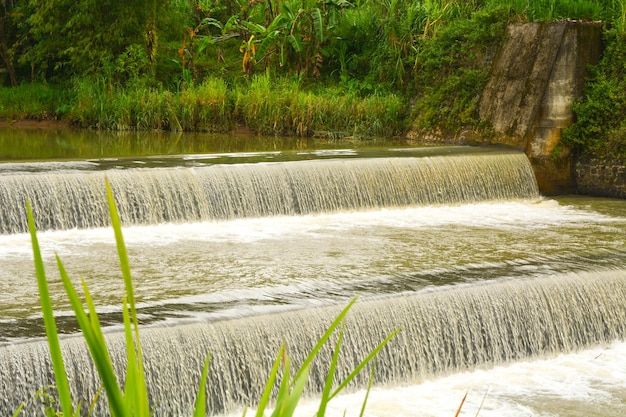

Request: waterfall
left=0, top=153, right=539, bottom=235
left=2, top=269, right=625, bottom=416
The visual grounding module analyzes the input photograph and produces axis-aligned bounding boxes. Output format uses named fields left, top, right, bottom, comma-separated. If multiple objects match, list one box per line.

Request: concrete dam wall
left=478, top=20, right=603, bottom=194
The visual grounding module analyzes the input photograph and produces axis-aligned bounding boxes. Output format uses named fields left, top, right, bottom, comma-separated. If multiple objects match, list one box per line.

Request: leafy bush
left=562, top=28, right=626, bottom=159
left=0, top=83, right=72, bottom=120
left=411, top=7, right=509, bottom=133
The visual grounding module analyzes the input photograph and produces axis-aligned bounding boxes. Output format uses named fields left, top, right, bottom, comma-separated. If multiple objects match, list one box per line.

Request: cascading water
left=0, top=153, right=538, bottom=234
left=2, top=270, right=626, bottom=415
left=1, top=145, right=625, bottom=416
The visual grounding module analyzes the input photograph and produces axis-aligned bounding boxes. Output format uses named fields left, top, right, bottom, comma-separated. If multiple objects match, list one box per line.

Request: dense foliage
left=1, top=0, right=626, bottom=151
left=562, top=28, right=626, bottom=159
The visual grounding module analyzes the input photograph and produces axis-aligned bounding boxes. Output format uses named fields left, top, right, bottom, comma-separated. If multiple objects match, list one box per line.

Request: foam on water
left=0, top=198, right=617, bottom=256
left=0, top=153, right=540, bottom=234
left=253, top=341, right=626, bottom=417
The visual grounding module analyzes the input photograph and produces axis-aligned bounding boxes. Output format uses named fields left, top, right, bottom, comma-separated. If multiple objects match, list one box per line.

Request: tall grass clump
left=0, top=83, right=71, bottom=121
left=72, top=78, right=233, bottom=132
left=21, top=178, right=397, bottom=416
left=175, top=77, right=233, bottom=132
left=71, top=79, right=176, bottom=131
left=234, top=72, right=300, bottom=136
left=69, top=72, right=405, bottom=137
left=234, top=72, right=406, bottom=137
left=71, top=78, right=120, bottom=129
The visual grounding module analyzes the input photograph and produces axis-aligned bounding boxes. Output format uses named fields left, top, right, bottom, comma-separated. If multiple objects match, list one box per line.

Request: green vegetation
left=1, top=0, right=626, bottom=152
left=21, top=178, right=397, bottom=416
left=410, top=8, right=508, bottom=133
left=68, top=72, right=405, bottom=136
left=25, top=180, right=209, bottom=416
left=562, top=27, right=626, bottom=159
left=0, top=83, right=71, bottom=120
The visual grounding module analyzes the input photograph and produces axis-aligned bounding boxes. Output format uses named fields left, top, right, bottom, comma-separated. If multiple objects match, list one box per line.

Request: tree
left=238, top=0, right=351, bottom=78
left=20, top=0, right=191, bottom=83
left=0, top=0, right=18, bottom=85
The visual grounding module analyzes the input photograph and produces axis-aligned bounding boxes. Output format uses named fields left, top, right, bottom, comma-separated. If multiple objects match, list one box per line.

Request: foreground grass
left=19, top=178, right=397, bottom=416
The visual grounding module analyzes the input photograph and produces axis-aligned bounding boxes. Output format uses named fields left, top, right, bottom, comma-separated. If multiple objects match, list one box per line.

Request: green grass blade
left=122, top=297, right=150, bottom=416
left=281, top=364, right=310, bottom=417
left=271, top=353, right=292, bottom=417
left=329, top=327, right=400, bottom=400
left=26, top=200, right=74, bottom=417
left=72, top=401, right=81, bottom=417
left=56, top=257, right=126, bottom=416
left=193, top=353, right=211, bottom=417
left=358, top=358, right=376, bottom=417
left=81, top=278, right=115, bottom=362
left=316, top=323, right=344, bottom=417
left=105, top=177, right=150, bottom=416
left=255, top=343, right=285, bottom=417
left=88, top=386, right=104, bottom=417
left=12, top=402, right=24, bottom=417
left=122, top=298, right=139, bottom=411
left=105, top=178, right=136, bottom=320
left=292, top=297, right=357, bottom=385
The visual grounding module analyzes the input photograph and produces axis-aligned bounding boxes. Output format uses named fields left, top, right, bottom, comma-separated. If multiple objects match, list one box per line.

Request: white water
left=275, top=341, right=626, bottom=417
left=1, top=197, right=625, bottom=342
left=0, top=153, right=539, bottom=234
left=1, top=148, right=626, bottom=416
left=4, top=269, right=626, bottom=416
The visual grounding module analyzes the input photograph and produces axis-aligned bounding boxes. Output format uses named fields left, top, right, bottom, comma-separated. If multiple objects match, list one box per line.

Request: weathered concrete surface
left=478, top=21, right=603, bottom=194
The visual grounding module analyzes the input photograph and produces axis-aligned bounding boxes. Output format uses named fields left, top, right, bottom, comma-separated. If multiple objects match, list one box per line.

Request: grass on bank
left=0, top=83, right=72, bottom=121
left=19, top=178, right=398, bottom=416
left=2, top=1, right=626, bottom=157
left=69, top=73, right=406, bottom=137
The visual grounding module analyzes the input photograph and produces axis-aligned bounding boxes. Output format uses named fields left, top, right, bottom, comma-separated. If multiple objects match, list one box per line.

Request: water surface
left=1, top=128, right=625, bottom=416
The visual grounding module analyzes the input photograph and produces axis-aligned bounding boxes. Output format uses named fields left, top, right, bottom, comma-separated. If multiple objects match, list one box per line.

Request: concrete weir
left=478, top=21, right=603, bottom=194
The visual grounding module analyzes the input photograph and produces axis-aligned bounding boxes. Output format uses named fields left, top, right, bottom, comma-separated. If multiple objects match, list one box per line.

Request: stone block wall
left=575, top=158, right=626, bottom=198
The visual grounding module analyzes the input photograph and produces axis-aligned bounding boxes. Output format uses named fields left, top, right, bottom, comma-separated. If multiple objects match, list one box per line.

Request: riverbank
left=1, top=2, right=625, bottom=198
left=0, top=119, right=70, bottom=129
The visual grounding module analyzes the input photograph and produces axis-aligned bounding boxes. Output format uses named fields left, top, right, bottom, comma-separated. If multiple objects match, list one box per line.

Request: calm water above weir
left=0, top=128, right=625, bottom=416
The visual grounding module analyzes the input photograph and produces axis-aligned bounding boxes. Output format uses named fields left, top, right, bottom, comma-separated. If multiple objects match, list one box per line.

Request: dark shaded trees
left=6, top=0, right=191, bottom=84
left=0, top=0, right=18, bottom=85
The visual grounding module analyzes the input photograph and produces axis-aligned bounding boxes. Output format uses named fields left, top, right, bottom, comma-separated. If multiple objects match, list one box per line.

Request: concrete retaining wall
left=406, top=20, right=624, bottom=198
left=478, top=20, right=603, bottom=194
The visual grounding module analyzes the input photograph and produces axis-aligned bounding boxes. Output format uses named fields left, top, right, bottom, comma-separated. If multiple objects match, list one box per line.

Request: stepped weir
left=0, top=152, right=538, bottom=234
left=1, top=149, right=624, bottom=416
left=1, top=270, right=626, bottom=415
